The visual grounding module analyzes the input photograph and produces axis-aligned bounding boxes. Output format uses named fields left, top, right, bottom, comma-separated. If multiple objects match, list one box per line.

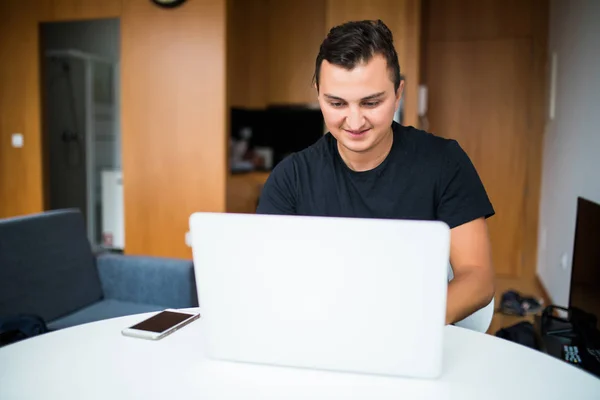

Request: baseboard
left=535, top=274, right=552, bottom=306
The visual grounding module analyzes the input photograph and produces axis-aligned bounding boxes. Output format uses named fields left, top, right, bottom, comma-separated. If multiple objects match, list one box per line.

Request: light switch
left=560, top=252, right=569, bottom=270
left=11, top=133, right=24, bottom=148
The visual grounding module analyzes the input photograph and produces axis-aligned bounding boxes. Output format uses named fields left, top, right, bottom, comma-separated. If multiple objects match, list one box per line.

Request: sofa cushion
left=96, top=253, right=198, bottom=308
left=47, top=299, right=164, bottom=330
left=0, top=209, right=103, bottom=322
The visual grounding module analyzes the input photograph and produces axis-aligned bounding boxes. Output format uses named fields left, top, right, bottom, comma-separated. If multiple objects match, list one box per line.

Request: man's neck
left=337, top=127, right=394, bottom=172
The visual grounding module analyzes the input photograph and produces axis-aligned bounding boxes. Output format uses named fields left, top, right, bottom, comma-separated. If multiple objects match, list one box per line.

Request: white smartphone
left=121, top=309, right=201, bottom=340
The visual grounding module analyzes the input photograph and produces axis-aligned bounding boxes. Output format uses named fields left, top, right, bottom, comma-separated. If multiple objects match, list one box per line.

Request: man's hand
left=446, top=217, right=496, bottom=325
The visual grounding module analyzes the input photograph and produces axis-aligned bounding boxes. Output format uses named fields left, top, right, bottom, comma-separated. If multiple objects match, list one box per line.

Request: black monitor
left=569, top=196, right=600, bottom=328
left=265, top=106, right=324, bottom=165
left=230, top=106, right=324, bottom=169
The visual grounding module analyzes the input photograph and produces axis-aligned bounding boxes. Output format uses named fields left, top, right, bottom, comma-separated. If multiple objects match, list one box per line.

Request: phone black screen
left=129, top=311, right=194, bottom=333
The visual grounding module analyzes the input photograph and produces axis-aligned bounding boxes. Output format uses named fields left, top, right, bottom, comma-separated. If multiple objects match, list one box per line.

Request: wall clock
left=151, top=0, right=187, bottom=8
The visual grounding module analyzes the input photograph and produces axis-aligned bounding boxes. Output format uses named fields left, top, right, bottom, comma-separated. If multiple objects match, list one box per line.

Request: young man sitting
left=257, top=19, right=495, bottom=325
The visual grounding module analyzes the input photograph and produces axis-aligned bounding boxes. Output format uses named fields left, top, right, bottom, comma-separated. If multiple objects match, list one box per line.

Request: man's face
left=317, top=54, right=403, bottom=155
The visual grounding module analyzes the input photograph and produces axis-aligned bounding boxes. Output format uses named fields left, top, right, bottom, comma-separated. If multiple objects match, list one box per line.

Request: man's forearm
left=446, top=268, right=495, bottom=325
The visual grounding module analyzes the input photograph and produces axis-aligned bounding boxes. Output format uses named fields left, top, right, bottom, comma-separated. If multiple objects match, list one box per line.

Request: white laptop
left=189, top=212, right=450, bottom=379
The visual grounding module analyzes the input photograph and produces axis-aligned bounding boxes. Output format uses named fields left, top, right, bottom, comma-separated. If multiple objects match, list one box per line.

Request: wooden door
left=227, top=0, right=269, bottom=109
left=427, top=40, right=532, bottom=277
left=424, top=0, right=548, bottom=278
left=121, top=0, right=228, bottom=258
left=267, top=0, right=325, bottom=105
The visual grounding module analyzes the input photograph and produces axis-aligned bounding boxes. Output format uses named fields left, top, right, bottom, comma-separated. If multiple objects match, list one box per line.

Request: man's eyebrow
left=323, top=94, right=345, bottom=101
left=323, top=92, right=386, bottom=101
left=361, top=92, right=386, bottom=101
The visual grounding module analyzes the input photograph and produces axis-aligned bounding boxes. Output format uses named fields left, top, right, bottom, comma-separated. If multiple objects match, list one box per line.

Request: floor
left=486, top=275, right=549, bottom=335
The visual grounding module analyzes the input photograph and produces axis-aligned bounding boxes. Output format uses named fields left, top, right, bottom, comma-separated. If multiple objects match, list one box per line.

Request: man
left=256, top=19, right=495, bottom=325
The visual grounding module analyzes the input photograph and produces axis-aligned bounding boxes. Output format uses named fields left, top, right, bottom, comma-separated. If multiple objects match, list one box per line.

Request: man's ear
left=395, top=80, right=405, bottom=109
left=396, top=80, right=405, bottom=100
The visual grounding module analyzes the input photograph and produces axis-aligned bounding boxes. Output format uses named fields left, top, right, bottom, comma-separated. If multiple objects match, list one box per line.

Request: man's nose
left=345, top=106, right=365, bottom=130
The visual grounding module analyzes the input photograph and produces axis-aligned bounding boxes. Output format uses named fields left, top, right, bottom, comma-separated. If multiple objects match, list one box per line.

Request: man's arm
left=446, top=217, right=495, bottom=325
left=435, top=140, right=496, bottom=325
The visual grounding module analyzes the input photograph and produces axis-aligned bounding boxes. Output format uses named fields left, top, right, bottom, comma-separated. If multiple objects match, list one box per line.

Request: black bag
left=0, top=314, right=48, bottom=347
left=495, top=321, right=537, bottom=349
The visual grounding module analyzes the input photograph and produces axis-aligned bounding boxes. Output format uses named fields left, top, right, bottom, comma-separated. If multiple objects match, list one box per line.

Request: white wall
left=537, top=0, right=600, bottom=306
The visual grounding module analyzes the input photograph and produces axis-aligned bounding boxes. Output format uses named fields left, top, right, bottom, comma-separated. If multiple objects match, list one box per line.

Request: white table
left=1, top=309, right=599, bottom=399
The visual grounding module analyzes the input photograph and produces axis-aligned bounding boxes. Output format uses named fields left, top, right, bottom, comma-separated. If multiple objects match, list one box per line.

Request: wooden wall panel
left=521, top=0, right=549, bottom=281
left=227, top=0, right=268, bottom=109
left=424, top=0, right=549, bottom=278
left=268, top=0, right=325, bottom=105
left=1, top=0, right=228, bottom=259
left=0, top=1, right=45, bottom=218
left=325, top=0, right=421, bottom=128
left=121, top=0, right=227, bottom=258
left=227, top=172, right=269, bottom=214
left=427, top=39, right=532, bottom=277
left=44, top=0, right=122, bottom=21
left=426, top=0, right=533, bottom=41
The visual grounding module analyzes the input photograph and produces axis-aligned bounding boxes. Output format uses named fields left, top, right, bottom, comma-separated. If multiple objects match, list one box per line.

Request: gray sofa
left=0, top=209, right=198, bottom=331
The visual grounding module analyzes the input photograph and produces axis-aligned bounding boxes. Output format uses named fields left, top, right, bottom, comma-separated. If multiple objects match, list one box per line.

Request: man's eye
left=330, top=102, right=344, bottom=108
left=363, top=101, right=380, bottom=108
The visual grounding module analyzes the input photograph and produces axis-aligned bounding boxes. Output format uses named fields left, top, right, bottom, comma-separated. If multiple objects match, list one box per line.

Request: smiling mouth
left=344, top=128, right=371, bottom=136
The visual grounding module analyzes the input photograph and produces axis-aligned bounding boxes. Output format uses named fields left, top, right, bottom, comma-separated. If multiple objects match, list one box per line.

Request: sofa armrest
left=95, top=253, right=198, bottom=308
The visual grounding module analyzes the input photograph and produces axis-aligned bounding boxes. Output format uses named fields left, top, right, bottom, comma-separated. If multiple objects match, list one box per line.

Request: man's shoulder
left=296, top=132, right=334, bottom=161
left=267, top=134, right=332, bottom=179
left=397, top=125, right=474, bottom=173
left=279, top=134, right=333, bottom=169
left=397, top=124, right=457, bottom=155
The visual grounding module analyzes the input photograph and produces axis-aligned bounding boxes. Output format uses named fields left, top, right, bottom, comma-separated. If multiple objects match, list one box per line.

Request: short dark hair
left=313, top=19, right=401, bottom=93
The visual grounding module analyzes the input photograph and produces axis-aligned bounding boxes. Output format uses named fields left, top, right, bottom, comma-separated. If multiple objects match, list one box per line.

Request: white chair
left=448, top=264, right=495, bottom=333
left=454, top=297, right=495, bottom=333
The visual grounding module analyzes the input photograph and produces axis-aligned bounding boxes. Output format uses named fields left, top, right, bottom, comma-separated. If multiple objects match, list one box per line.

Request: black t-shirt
left=256, top=122, right=494, bottom=229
